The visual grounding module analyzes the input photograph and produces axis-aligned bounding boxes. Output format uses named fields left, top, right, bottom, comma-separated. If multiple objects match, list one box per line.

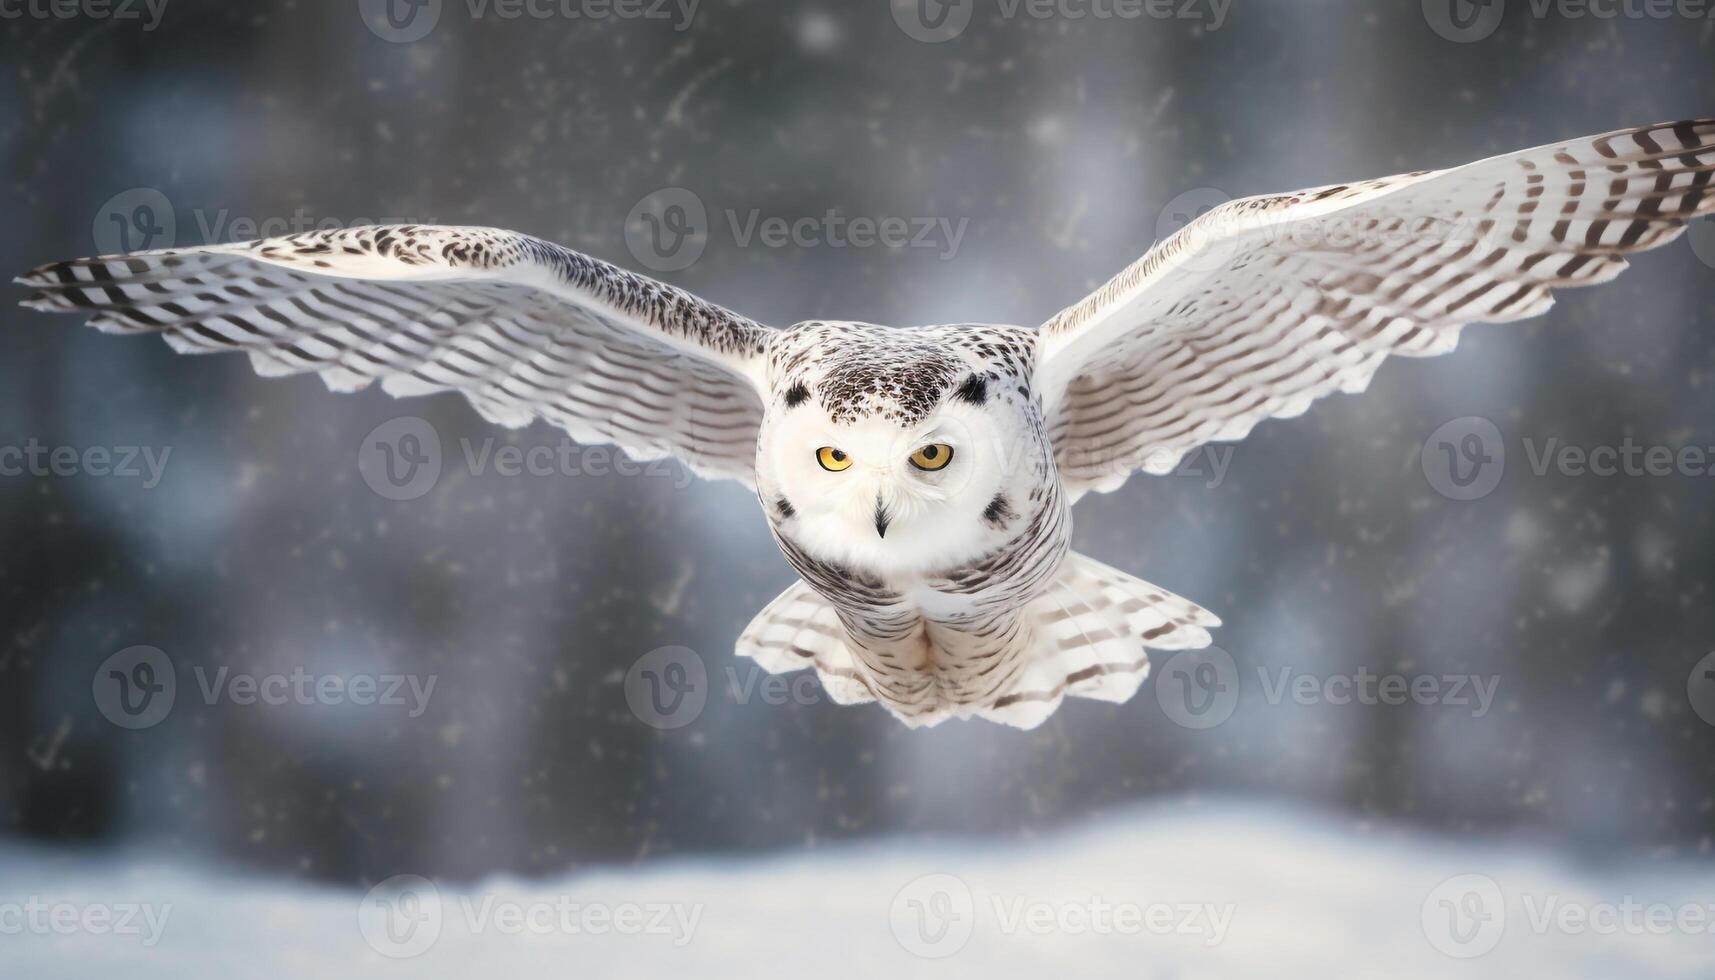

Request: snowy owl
left=18, top=119, right=1715, bottom=729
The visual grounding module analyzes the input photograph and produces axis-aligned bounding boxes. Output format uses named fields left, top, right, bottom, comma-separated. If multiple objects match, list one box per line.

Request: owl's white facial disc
left=758, top=375, right=1038, bottom=578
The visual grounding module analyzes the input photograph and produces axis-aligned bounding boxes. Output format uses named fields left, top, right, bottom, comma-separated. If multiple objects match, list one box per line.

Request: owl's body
left=742, top=321, right=1213, bottom=727
left=20, top=119, right=1715, bottom=728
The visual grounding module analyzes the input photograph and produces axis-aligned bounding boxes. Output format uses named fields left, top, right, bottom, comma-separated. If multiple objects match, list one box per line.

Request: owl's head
left=756, top=337, right=1046, bottom=578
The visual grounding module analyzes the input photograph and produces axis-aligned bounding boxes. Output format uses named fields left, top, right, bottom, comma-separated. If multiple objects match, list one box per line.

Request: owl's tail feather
left=736, top=555, right=1219, bottom=730
left=734, top=580, right=877, bottom=708
left=973, top=552, right=1220, bottom=729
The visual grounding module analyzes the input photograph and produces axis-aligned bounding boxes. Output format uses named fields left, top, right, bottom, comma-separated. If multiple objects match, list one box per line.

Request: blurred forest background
left=1, top=0, right=1712, bottom=886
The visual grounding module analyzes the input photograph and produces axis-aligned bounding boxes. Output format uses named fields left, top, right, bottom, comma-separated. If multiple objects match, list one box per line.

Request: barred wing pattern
left=18, top=226, right=773, bottom=485
left=1036, top=119, right=1715, bottom=499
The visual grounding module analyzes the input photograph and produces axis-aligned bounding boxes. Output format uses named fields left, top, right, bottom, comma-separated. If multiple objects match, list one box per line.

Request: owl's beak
left=873, top=493, right=891, bottom=539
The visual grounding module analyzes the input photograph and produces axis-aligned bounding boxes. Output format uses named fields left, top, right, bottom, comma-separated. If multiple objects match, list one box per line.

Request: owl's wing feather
left=18, top=225, right=772, bottom=485
left=1035, top=119, right=1715, bottom=500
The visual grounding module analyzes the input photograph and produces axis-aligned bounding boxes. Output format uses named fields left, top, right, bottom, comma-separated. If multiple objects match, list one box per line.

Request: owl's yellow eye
left=817, top=447, right=853, bottom=472
left=909, top=443, right=955, bottom=471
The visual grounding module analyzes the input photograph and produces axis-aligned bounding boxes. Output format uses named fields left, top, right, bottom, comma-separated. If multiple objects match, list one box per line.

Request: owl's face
left=757, top=371, right=1042, bottom=578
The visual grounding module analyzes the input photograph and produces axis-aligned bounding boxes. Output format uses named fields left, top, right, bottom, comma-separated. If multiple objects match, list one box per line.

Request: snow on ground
left=3, top=804, right=1712, bottom=979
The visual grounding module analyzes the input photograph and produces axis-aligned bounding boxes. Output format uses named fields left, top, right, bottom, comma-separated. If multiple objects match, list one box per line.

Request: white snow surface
left=2, top=804, right=1712, bottom=978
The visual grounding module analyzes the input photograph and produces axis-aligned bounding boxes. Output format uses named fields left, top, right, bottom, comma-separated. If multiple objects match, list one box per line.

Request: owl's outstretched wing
left=18, top=225, right=772, bottom=485
left=1035, top=119, right=1715, bottom=500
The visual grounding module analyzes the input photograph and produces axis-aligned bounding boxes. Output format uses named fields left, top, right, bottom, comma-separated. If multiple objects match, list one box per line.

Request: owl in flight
left=19, top=120, right=1715, bottom=728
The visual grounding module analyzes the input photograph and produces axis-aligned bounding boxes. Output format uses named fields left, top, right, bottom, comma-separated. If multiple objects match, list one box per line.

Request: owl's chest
left=914, top=507, right=1071, bottom=614
left=770, top=504, right=1071, bottom=630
